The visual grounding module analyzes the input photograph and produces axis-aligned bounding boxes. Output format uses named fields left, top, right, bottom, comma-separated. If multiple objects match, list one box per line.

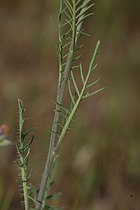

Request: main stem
left=35, top=1, right=84, bottom=209
left=35, top=44, right=75, bottom=210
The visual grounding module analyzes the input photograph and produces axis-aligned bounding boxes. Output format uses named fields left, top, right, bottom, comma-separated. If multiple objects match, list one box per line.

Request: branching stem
left=35, top=1, right=78, bottom=209
left=35, top=1, right=101, bottom=210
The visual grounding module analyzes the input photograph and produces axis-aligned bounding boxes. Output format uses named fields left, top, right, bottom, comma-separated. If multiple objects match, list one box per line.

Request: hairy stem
left=18, top=99, right=29, bottom=210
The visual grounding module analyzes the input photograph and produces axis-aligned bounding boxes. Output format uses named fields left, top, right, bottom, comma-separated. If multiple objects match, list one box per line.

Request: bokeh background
left=0, top=0, right=140, bottom=209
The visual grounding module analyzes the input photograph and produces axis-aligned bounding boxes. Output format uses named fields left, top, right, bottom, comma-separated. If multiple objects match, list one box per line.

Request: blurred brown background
left=0, top=0, right=140, bottom=209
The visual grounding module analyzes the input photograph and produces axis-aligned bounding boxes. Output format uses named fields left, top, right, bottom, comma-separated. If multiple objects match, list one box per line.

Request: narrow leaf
left=71, top=71, right=80, bottom=96
left=86, top=76, right=101, bottom=89
left=80, top=63, right=85, bottom=84
left=68, top=79, right=76, bottom=105
left=82, top=87, right=105, bottom=99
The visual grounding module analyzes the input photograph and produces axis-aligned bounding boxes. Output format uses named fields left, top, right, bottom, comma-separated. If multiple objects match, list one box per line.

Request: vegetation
left=15, top=0, right=104, bottom=209
left=0, top=0, right=139, bottom=210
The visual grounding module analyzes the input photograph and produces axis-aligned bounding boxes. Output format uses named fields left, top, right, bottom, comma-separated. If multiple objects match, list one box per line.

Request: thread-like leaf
left=76, top=3, right=94, bottom=20
left=68, top=79, right=76, bottom=105
left=80, top=63, right=85, bottom=84
left=82, top=87, right=105, bottom=99
left=70, top=71, right=80, bottom=96
left=64, top=0, right=73, bottom=15
left=86, top=76, right=101, bottom=89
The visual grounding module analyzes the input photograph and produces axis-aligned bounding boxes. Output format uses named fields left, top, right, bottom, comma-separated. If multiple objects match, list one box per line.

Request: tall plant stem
left=35, top=1, right=87, bottom=209
left=35, top=48, right=74, bottom=209
left=18, top=99, right=30, bottom=210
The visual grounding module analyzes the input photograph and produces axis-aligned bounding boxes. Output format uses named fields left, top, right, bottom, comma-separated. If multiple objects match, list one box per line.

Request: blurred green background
left=0, top=0, right=140, bottom=209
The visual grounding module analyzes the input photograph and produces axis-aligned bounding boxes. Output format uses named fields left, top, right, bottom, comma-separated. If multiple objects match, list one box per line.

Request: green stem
left=20, top=154, right=29, bottom=210
left=18, top=99, right=29, bottom=210
left=35, top=1, right=88, bottom=209
left=55, top=40, right=100, bottom=150
left=35, top=43, right=74, bottom=210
